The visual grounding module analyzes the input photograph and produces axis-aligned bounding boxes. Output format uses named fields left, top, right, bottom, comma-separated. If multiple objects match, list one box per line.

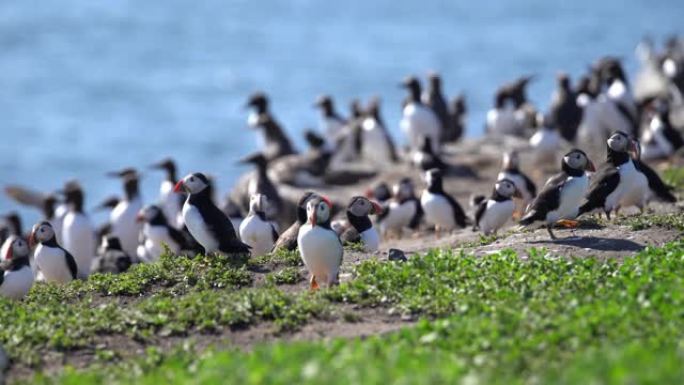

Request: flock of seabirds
left=1, top=37, right=684, bottom=296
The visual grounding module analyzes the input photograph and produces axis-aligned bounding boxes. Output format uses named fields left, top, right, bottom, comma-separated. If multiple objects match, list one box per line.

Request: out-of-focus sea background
left=0, top=0, right=681, bottom=222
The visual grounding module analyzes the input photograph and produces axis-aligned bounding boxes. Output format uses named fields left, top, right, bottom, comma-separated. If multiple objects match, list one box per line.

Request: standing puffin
left=93, top=236, right=133, bottom=274
left=239, top=194, right=279, bottom=257
left=422, top=72, right=451, bottom=142
left=632, top=140, right=677, bottom=205
left=60, top=181, right=96, bottom=278
left=400, top=76, right=441, bottom=153
left=136, top=205, right=185, bottom=262
left=497, top=151, right=537, bottom=209
left=520, top=149, right=595, bottom=239
left=412, top=136, right=448, bottom=171
left=361, top=97, right=398, bottom=165
left=0, top=212, right=23, bottom=262
left=108, top=168, right=143, bottom=258
left=473, top=179, right=520, bottom=235
left=447, top=93, right=466, bottom=143
left=314, top=95, right=347, bottom=146
left=175, top=173, right=251, bottom=255
left=297, top=196, right=343, bottom=290
left=1, top=237, right=34, bottom=299
left=338, top=196, right=382, bottom=252
left=273, top=192, right=320, bottom=252
left=547, top=72, right=582, bottom=142
left=246, top=92, right=297, bottom=161
left=640, top=101, right=684, bottom=160
left=578, top=131, right=645, bottom=219
left=30, top=221, right=78, bottom=284
left=378, top=178, right=423, bottom=236
left=421, top=168, right=467, bottom=232
left=150, top=158, right=184, bottom=229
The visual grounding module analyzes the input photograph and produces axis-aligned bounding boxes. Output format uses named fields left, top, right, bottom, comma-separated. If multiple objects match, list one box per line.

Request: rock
left=388, top=248, right=407, bottom=262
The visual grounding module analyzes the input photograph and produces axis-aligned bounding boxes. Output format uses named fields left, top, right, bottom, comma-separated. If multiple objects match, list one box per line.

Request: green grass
left=620, top=213, right=684, bottom=231
left=663, top=166, right=684, bottom=191
left=17, top=240, right=684, bottom=384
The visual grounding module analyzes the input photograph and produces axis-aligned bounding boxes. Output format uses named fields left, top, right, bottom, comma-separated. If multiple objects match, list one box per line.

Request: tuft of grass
left=266, top=267, right=303, bottom=285
left=663, top=166, right=684, bottom=190
left=343, top=242, right=366, bottom=252
left=619, top=213, right=684, bottom=231
left=249, top=249, right=303, bottom=269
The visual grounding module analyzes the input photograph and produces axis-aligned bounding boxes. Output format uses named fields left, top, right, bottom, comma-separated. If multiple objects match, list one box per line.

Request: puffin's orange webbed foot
left=556, top=219, right=579, bottom=228
left=309, top=276, right=319, bottom=291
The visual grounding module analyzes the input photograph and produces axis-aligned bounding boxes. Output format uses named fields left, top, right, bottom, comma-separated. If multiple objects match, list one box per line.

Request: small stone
left=388, top=248, right=407, bottom=262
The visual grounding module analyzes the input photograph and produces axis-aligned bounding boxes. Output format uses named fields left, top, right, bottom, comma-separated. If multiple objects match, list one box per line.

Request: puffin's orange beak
left=310, top=211, right=317, bottom=226
left=371, top=201, right=382, bottom=215
left=586, top=161, right=596, bottom=172
left=173, top=181, right=184, bottom=193
left=28, top=233, right=35, bottom=248
left=136, top=213, right=145, bottom=223
left=5, top=244, right=12, bottom=260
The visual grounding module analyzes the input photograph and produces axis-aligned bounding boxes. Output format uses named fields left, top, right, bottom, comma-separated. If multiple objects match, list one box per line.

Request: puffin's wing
left=579, top=167, right=620, bottom=214
left=521, top=173, right=537, bottom=197
left=520, top=183, right=562, bottom=225
left=444, top=194, right=468, bottom=227
left=543, top=172, right=569, bottom=189
left=63, top=248, right=79, bottom=279
left=408, top=198, right=424, bottom=229
left=273, top=223, right=298, bottom=252
left=634, top=160, right=677, bottom=202
left=474, top=200, right=487, bottom=228
left=4, top=185, right=46, bottom=208
left=270, top=223, right=279, bottom=243
left=168, top=227, right=189, bottom=251
left=340, top=227, right=361, bottom=244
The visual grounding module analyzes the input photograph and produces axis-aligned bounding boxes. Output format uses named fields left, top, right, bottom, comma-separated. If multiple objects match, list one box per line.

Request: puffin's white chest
left=359, top=227, right=380, bottom=252
left=34, top=245, right=74, bottom=284
left=160, top=181, right=183, bottom=229
left=110, top=198, right=143, bottom=256
left=400, top=103, right=440, bottom=151
left=62, top=211, right=95, bottom=278
left=479, top=199, right=514, bottom=235
left=361, top=118, right=392, bottom=164
left=297, top=224, right=343, bottom=285
left=142, top=224, right=180, bottom=261
left=239, top=215, right=275, bottom=257
left=421, top=191, right=456, bottom=230
left=1, top=266, right=34, bottom=299
left=617, top=161, right=649, bottom=209
left=182, top=203, right=219, bottom=253
left=549, top=175, right=588, bottom=221
left=379, top=200, right=416, bottom=233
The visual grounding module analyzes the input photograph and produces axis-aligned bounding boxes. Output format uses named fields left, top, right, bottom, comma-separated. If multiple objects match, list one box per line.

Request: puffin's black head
left=306, top=196, right=333, bottom=227
left=494, top=89, right=508, bottom=108
left=394, top=178, right=415, bottom=201
left=103, top=235, right=123, bottom=251
left=607, top=131, right=636, bottom=153
left=508, top=75, right=533, bottom=108
left=136, top=204, right=166, bottom=225
left=557, top=72, right=571, bottom=90
left=304, top=130, right=326, bottom=150
left=347, top=196, right=382, bottom=217
left=60, top=181, right=85, bottom=213
left=29, top=221, right=56, bottom=247
left=400, top=76, right=421, bottom=99
left=597, top=57, right=627, bottom=85
left=366, top=97, right=382, bottom=119
left=2, top=212, right=22, bottom=235
left=562, top=149, right=595, bottom=174
left=296, top=191, right=319, bottom=224
left=575, top=74, right=598, bottom=98
left=239, top=152, right=269, bottom=170
left=5, top=236, right=29, bottom=261
left=427, top=72, right=442, bottom=90
left=425, top=168, right=443, bottom=190
left=494, top=179, right=520, bottom=199
left=174, top=172, right=210, bottom=195
left=150, top=158, right=177, bottom=181
left=365, top=182, right=391, bottom=202
left=246, top=92, right=269, bottom=113
left=108, top=168, right=140, bottom=200
left=451, top=94, right=466, bottom=114
left=314, top=95, right=334, bottom=115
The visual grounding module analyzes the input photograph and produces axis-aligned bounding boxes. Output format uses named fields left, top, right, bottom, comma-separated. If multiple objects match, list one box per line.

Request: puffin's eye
left=189, top=177, right=195, bottom=182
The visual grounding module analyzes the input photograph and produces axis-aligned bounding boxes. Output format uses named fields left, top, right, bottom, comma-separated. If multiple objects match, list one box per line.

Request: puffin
left=0, top=212, right=23, bottom=261
left=1, top=237, right=34, bottom=299
left=267, top=130, right=333, bottom=188
left=314, top=95, right=347, bottom=145
left=361, top=97, right=399, bottom=165
left=400, top=76, right=441, bottom=153
left=422, top=72, right=451, bottom=142
left=92, top=236, right=133, bottom=274
left=3, top=187, right=61, bottom=242
left=599, top=58, right=638, bottom=135
left=421, top=168, right=467, bottom=232
left=108, top=168, right=143, bottom=258
left=246, top=92, right=297, bottom=161
left=377, top=178, right=423, bottom=236
left=529, top=113, right=562, bottom=167
left=473, top=179, right=520, bottom=235
left=337, top=196, right=382, bottom=252
left=547, top=72, right=583, bottom=142
left=273, top=191, right=320, bottom=252
left=60, top=181, right=96, bottom=278
left=447, top=94, right=466, bottom=143
left=297, top=196, right=343, bottom=290
left=578, top=131, right=645, bottom=219
left=497, top=151, right=537, bottom=208
left=412, top=136, right=447, bottom=171
left=519, top=149, right=596, bottom=239
left=239, top=194, right=279, bottom=257
left=365, top=181, right=392, bottom=203
left=485, top=89, right=519, bottom=136
left=30, top=221, right=78, bottom=284
left=175, top=172, right=251, bottom=255
left=640, top=101, right=684, bottom=160
left=237, top=153, right=283, bottom=223
left=136, top=204, right=185, bottom=262
left=632, top=140, right=677, bottom=205
left=150, top=158, right=184, bottom=229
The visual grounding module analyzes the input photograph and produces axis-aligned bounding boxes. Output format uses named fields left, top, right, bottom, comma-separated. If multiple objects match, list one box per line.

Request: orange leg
left=556, top=219, right=579, bottom=228
left=309, top=275, right=319, bottom=291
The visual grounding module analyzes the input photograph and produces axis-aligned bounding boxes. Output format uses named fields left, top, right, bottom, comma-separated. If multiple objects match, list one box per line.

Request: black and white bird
left=447, top=94, right=466, bottom=143
left=639, top=101, right=684, bottom=160
left=547, top=72, right=583, bottom=142
left=239, top=194, right=279, bottom=257
left=365, top=181, right=392, bottom=204
left=400, top=76, right=441, bottom=153
left=377, top=178, right=423, bottom=236
left=236, top=153, right=283, bottom=224
left=578, top=131, right=646, bottom=218
left=60, top=181, right=96, bottom=278
left=273, top=191, right=319, bottom=252
left=246, top=92, right=296, bottom=161
left=529, top=114, right=562, bottom=167
left=314, top=95, right=347, bottom=147
left=423, top=72, right=451, bottom=142
left=108, top=168, right=143, bottom=258
left=421, top=168, right=467, bottom=232
left=497, top=151, right=537, bottom=208
left=632, top=141, right=678, bottom=205
left=412, top=136, right=448, bottom=171
left=92, top=236, right=133, bottom=274
left=266, top=130, right=333, bottom=188
left=520, top=149, right=596, bottom=239
left=175, top=173, right=251, bottom=255
left=0, top=212, right=23, bottom=262
left=485, top=89, right=519, bottom=136
left=473, top=179, right=520, bottom=235
left=361, top=97, right=398, bottom=165
left=150, top=158, right=184, bottom=229
left=1, top=237, right=33, bottom=299
left=30, top=221, right=77, bottom=284
left=136, top=205, right=185, bottom=262
left=297, top=196, right=343, bottom=290
left=337, top=196, right=382, bottom=252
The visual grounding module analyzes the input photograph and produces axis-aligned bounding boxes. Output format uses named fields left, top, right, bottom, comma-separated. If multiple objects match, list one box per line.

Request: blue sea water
left=0, top=0, right=681, bottom=223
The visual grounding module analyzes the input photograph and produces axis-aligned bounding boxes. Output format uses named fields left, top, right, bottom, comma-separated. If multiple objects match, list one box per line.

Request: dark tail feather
left=657, top=188, right=677, bottom=203
left=519, top=210, right=542, bottom=226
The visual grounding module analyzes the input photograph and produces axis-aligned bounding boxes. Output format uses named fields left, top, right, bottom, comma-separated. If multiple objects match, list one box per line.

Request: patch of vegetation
left=21, top=240, right=684, bottom=385
left=458, top=233, right=502, bottom=248
left=620, top=213, right=684, bottom=231
left=663, top=166, right=684, bottom=191
left=249, top=249, right=303, bottom=269
left=266, top=267, right=303, bottom=285
left=343, top=242, right=366, bottom=252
